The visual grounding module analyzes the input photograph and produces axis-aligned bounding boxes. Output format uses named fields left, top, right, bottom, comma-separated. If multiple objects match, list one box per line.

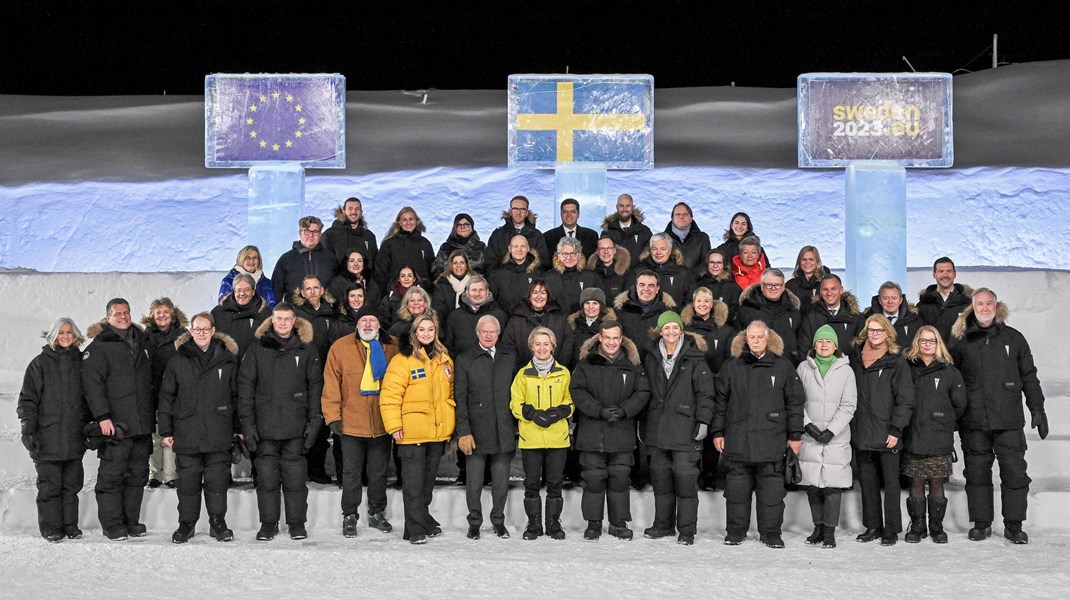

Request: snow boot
left=822, top=526, right=837, bottom=548
left=584, top=520, right=602, bottom=540
left=342, top=513, right=358, bottom=538
left=928, top=496, right=949, bottom=544
left=209, top=515, right=233, bottom=542
left=968, top=521, right=992, bottom=541
left=1004, top=521, right=1029, bottom=544
left=904, top=497, right=927, bottom=543
left=545, top=497, right=565, bottom=540
left=805, top=524, right=824, bottom=545
left=607, top=522, right=634, bottom=540
left=172, top=521, right=195, bottom=544
left=522, top=497, right=543, bottom=540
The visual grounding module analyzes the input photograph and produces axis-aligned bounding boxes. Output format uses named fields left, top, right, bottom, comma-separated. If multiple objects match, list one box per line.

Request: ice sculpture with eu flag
left=205, top=73, right=346, bottom=268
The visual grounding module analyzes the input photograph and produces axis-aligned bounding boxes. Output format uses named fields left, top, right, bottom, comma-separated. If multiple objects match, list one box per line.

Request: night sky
left=3, top=1, right=1068, bottom=94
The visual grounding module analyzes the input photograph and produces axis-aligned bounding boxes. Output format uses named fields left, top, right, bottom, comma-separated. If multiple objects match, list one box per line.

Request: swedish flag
left=410, top=368, right=427, bottom=380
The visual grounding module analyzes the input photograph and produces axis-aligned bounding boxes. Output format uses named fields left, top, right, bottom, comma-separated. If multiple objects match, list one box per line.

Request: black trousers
left=465, top=451, right=515, bottom=528
left=398, top=441, right=445, bottom=537
left=724, top=459, right=784, bottom=536
left=806, top=486, right=844, bottom=528
left=522, top=447, right=567, bottom=500
left=961, top=428, right=1031, bottom=523
left=340, top=434, right=391, bottom=516
left=175, top=451, right=230, bottom=523
left=255, top=437, right=308, bottom=524
left=35, top=458, right=84, bottom=536
left=649, top=448, right=701, bottom=535
left=857, top=449, right=902, bottom=532
left=95, top=434, right=152, bottom=530
left=580, top=450, right=634, bottom=523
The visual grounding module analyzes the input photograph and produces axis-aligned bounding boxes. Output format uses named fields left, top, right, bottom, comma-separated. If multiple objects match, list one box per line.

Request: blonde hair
left=527, top=326, right=557, bottom=350
left=904, top=325, right=954, bottom=364
left=792, top=245, right=824, bottom=280
left=853, top=314, right=900, bottom=353
left=43, top=317, right=85, bottom=350
left=235, top=245, right=262, bottom=271
left=408, top=314, right=448, bottom=359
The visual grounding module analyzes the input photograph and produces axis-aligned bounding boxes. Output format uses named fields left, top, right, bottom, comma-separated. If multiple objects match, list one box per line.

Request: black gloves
left=532, top=410, right=556, bottom=428
left=553, top=405, right=572, bottom=420
left=303, top=417, right=323, bottom=450
left=244, top=427, right=259, bottom=454
left=805, top=423, right=835, bottom=444
left=521, top=403, right=536, bottom=421
left=805, top=423, right=823, bottom=440
left=600, top=406, right=626, bottom=423
left=329, top=421, right=343, bottom=436
left=692, top=423, right=709, bottom=442
left=21, top=434, right=39, bottom=453
left=1031, top=410, right=1049, bottom=440
left=525, top=404, right=572, bottom=427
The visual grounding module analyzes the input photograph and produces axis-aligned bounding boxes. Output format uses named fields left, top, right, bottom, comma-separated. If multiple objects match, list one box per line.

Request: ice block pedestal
left=555, top=164, right=607, bottom=230
left=845, top=162, right=906, bottom=299
left=248, top=164, right=305, bottom=270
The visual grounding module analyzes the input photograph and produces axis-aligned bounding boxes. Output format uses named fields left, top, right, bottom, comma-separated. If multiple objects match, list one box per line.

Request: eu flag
left=205, top=74, right=346, bottom=168
left=508, top=74, right=654, bottom=169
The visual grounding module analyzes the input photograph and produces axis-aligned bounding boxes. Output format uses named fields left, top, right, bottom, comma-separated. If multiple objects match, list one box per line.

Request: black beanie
left=453, top=213, right=475, bottom=230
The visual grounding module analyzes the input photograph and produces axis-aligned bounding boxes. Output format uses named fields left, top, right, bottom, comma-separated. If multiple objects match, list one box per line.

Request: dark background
left=3, top=1, right=1068, bottom=94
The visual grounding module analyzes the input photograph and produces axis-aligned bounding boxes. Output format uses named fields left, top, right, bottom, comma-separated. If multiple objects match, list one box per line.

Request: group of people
left=18, top=193, right=1046, bottom=548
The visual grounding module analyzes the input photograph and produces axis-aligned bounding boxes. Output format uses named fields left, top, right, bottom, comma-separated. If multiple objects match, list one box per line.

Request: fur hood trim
left=680, top=299, right=729, bottom=328
left=868, top=295, right=920, bottom=316
left=918, top=283, right=975, bottom=300
left=567, top=307, right=617, bottom=329
left=585, top=245, right=631, bottom=276
left=739, top=282, right=802, bottom=311
left=646, top=329, right=709, bottom=353
left=499, top=209, right=538, bottom=226
left=602, top=207, right=646, bottom=228
left=613, top=290, right=677, bottom=311
left=291, top=289, right=338, bottom=308
left=578, top=333, right=641, bottom=365
left=139, top=305, right=189, bottom=329
left=637, top=246, right=685, bottom=266
left=175, top=331, right=239, bottom=356
left=500, top=249, right=542, bottom=273
left=333, top=207, right=369, bottom=229
left=950, top=301, right=1009, bottom=340
left=730, top=328, right=786, bottom=358
left=253, top=316, right=314, bottom=344
left=86, top=319, right=144, bottom=339
left=383, top=215, right=428, bottom=241
left=552, top=252, right=587, bottom=273
left=827, top=291, right=862, bottom=317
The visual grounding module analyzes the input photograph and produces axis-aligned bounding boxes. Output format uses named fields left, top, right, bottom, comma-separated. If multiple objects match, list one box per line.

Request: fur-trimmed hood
left=739, top=282, right=802, bottom=311
left=918, top=283, right=974, bottom=303
left=680, top=299, right=729, bottom=328
left=730, top=328, right=786, bottom=358
left=602, top=207, right=646, bottom=229
left=638, top=246, right=686, bottom=267
left=253, top=316, right=315, bottom=345
left=500, top=249, right=542, bottom=273
left=332, top=207, right=370, bottom=230
left=174, top=331, right=239, bottom=356
left=86, top=319, right=144, bottom=339
left=290, top=289, right=338, bottom=308
left=950, top=301, right=1009, bottom=340
left=567, top=307, right=617, bottom=329
left=578, top=334, right=641, bottom=365
left=552, top=252, right=587, bottom=273
left=818, top=290, right=862, bottom=317
left=499, top=209, right=539, bottom=226
left=613, top=290, right=677, bottom=311
left=646, top=329, right=709, bottom=353
left=586, top=245, right=631, bottom=276
left=383, top=216, right=428, bottom=241
left=139, top=305, right=189, bottom=330
left=867, top=295, right=919, bottom=317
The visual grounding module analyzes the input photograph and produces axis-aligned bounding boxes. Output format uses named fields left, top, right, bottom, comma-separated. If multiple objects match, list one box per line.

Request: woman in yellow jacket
left=510, top=326, right=574, bottom=541
left=380, top=314, right=456, bottom=544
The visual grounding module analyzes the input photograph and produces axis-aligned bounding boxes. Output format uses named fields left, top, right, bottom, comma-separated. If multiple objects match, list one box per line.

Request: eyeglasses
left=559, top=252, right=578, bottom=258
left=762, top=283, right=783, bottom=290
left=191, top=328, right=213, bottom=335
left=510, top=206, right=528, bottom=212
left=301, top=229, right=321, bottom=236
left=867, top=328, right=886, bottom=335
left=918, top=338, right=938, bottom=345
left=708, top=260, right=724, bottom=266
left=456, top=222, right=472, bottom=228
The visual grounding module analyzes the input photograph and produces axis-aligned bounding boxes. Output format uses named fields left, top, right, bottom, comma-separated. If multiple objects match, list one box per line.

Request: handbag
left=784, top=448, right=802, bottom=485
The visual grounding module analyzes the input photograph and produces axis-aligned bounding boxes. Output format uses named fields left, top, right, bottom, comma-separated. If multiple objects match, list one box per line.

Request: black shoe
left=367, top=512, right=393, bottom=533
left=723, top=531, right=746, bottom=545
left=805, top=525, right=824, bottom=545
left=607, top=523, right=634, bottom=540
left=493, top=524, right=510, bottom=538
left=147, top=478, right=162, bottom=489
left=43, top=530, right=64, bottom=543
left=428, top=525, right=443, bottom=538
left=881, top=532, right=898, bottom=546
left=644, top=526, right=674, bottom=539
left=822, top=526, right=837, bottom=548
left=523, top=522, right=543, bottom=540
left=856, top=528, right=881, bottom=543
left=163, top=480, right=177, bottom=489
left=172, top=521, right=195, bottom=544
left=103, top=525, right=128, bottom=541
left=466, top=526, right=480, bottom=540
left=1004, top=522, right=1029, bottom=544
left=584, top=520, right=602, bottom=540
left=256, top=522, right=279, bottom=541
left=968, top=521, right=992, bottom=541
left=209, top=517, right=233, bottom=542
left=342, top=514, right=359, bottom=538
left=677, top=533, right=695, bottom=546
left=409, top=533, right=427, bottom=545
left=289, top=522, right=308, bottom=540
left=126, top=522, right=147, bottom=537
left=64, top=526, right=83, bottom=540
left=761, top=533, right=785, bottom=548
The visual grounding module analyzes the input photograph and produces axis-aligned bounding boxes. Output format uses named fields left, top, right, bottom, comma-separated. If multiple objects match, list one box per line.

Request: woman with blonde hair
left=379, top=315, right=455, bottom=544
left=785, top=245, right=830, bottom=315
left=901, top=325, right=966, bottom=543
left=218, top=245, right=277, bottom=307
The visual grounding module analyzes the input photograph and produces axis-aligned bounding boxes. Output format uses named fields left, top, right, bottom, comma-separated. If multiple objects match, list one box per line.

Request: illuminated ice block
left=554, top=164, right=607, bottom=230
left=845, top=162, right=907, bottom=299
left=249, top=165, right=305, bottom=270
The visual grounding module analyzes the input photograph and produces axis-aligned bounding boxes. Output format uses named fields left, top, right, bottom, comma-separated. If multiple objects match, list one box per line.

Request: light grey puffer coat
left=796, top=353, right=857, bottom=488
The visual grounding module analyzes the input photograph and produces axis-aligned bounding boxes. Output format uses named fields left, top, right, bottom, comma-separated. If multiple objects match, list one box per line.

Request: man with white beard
left=950, top=288, right=1046, bottom=544
left=320, top=307, right=398, bottom=537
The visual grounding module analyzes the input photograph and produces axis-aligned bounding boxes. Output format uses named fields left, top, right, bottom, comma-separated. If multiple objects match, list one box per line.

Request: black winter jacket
left=613, top=290, right=676, bottom=359
left=663, top=220, right=712, bottom=277
left=488, top=251, right=545, bottom=314
left=736, top=284, right=803, bottom=365
left=142, top=317, right=188, bottom=399
left=570, top=337, right=651, bottom=453
left=454, top=345, right=518, bottom=455
left=501, top=300, right=575, bottom=368
left=713, top=330, right=805, bottom=463
left=212, top=294, right=272, bottom=361
left=917, top=283, right=972, bottom=343
left=270, top=242, right=339, bottom=303
left=862, top=296, right=925, bottom=349
left=82, top=321, right=156, bottom=437
left=601, top=210, right=652, bottom=269
left=484, top=213, right=551, bottom=274
left=18, top=345, right=89, bottom=461
left=326, top=273, right=382, bottom=313
left=681, top=303, right=735, bottom=375
left=626, top=248, right=695, bottom=310
left=541, top=257, right=602, bottom=317
left=445, top=295, right=508, bottom=357
left=238, top=318, right=324, bottom=441
left=695, top=272, right=742, bottom=326
left=586, top=246, right=631, bottom=301
left=641, top=333, right=715, bottom=451
left=158, top=333, right=239, bottom=454
left=432, top=232, right=487, bottom=278
left=785, top=267, right=831, bottom=315
left=374, top=227, right=435, bottom=289
left=796, top=292, right=865, bottom=358
left=320, top=215, right=379, bottom=272
left=848, top=347, right=915, bottom=452
left=293, top=295, right=337, bottom=364
left=904, top=359, right=966, bottom=455
left=566, top=307, right=617, bottom=362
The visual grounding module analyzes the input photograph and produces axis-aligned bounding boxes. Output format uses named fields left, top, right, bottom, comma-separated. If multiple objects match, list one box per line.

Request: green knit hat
left=657, top=311, right=684, bottom=331
left=813, top=324, right=838, bottom=347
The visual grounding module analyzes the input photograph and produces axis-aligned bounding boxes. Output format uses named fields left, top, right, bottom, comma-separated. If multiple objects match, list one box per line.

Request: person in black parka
left=483, top=195, right=551, bottom=275
left=501, top=279, right=575, bottom=369
left=18, top=317, right=90, bottom=542
left=587, top=235, right=631, bottom=303
left=570, top=322, right=651, bottom=540
left=82, top=298, right=156, bottom=541
left=141, top=297, right=188, bottom=489
left=326, top=249, right=382, bottom=313
left=212, top=273, right=273, bottom=361
left=158, top=313, right=240, bottom=543
left=374, top=206, right=435, bottom=290
left=796, top=274, right=865, bottom=358
left=238, top=303, right=324, bottom=541
left=695, top=249, right=743, bottom=327
left=736, top=269, right=804, bottom=365
left=784, top=245, right=831, bottom=316
left=488, top=235, right=545, bottom=315
left=862, top=281, right=924, bottom=349
left=431, top=213, right=487, bottom=278
left=320, top=198, right=379, bottom=276
left=270, top=215, right=339, bottom=305
left=445, top=275, right=508, bottom=357
left=601, top=194, right=652, bottom=269
left=917, top=256, right=972, bottom=344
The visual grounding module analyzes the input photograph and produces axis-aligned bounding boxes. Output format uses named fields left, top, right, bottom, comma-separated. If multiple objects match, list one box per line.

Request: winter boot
left=367, top=512, right=393, bottom=533
left=856, top=528, right=881, bottom=543
left=760, top=533, right=785, bottom=548
left=288, top=522, right=308, bottom=540
left=64, top=525, right=83, bottom=539
left=968, top=521, right=992, bottom=541
left=1004, top=521, right=1029, bottom=544
left=209, top=515, right=233, bottom=542
left=171, top=521, right=195, bottom=544
left=904, top=497, right=927, bottom=543
left=256, top=521, right=279, bottom=541
left=545, top=497, right=565, bottom=540
left=822, top=526, right=837, bottom=548
left=584, top=520, right=602, bottom=540
left=342, top=513, right=358, bottom=538
left=805, top=524, right=824, bottom=545
left=522, top=497, right=543, bottom=540
left=607, top=522, right=634, bottom=540
left=928, top=496, right=949, bottom=544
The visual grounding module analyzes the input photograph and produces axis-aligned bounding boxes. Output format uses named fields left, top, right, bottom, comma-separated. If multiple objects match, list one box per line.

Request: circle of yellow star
left=295, top=104, right=302, bottom=112
left=259, top=140, right=267, bottom=148
left=272, top=91, right=280, bottom=100
left=285, top=140, right=293, bottom=148
left=249, top=131, right=257, bottom=138
left=259, top=95, right=267, bottom=103
left=246, top=117, right=254, bottom=125
left=272, top=143, right=280, bottom=151
left=295, top=130, right=303, bottom=138
left=249, top=105, right=257, bottom=112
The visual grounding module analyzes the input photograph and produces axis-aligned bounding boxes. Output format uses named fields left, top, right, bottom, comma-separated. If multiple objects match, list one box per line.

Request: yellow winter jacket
left=380, top=346, right=456, bottom=444
left=510, top=361, right=573, bottom=449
